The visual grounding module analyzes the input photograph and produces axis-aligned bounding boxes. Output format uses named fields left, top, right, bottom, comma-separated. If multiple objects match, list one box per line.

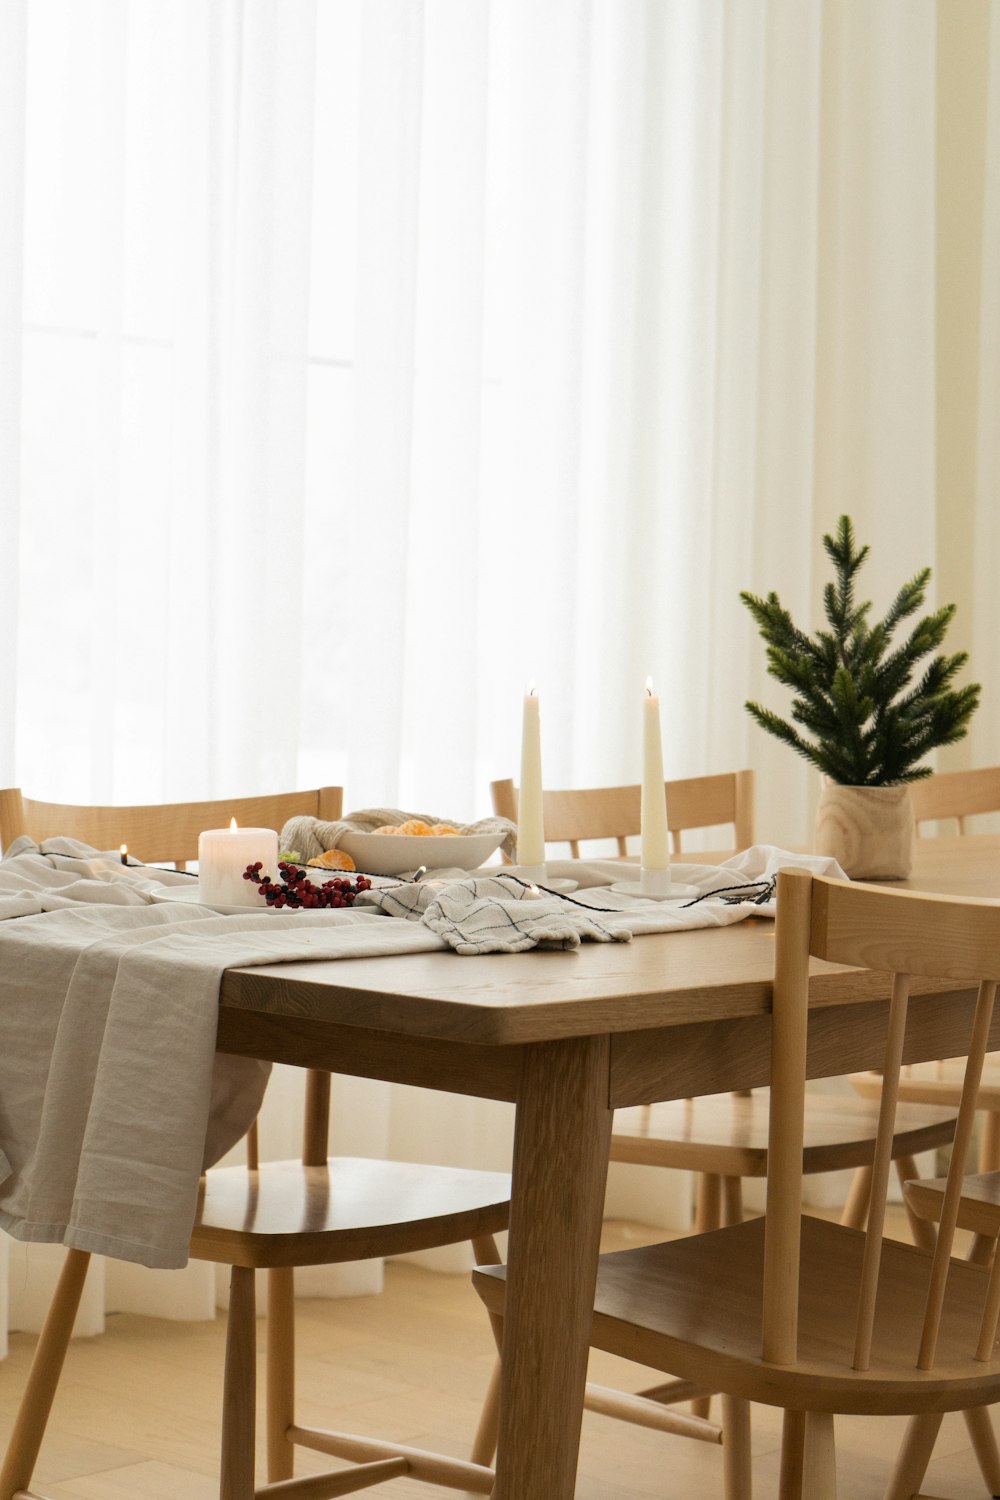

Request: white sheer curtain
left=0, top=0, right=997, bottom=1345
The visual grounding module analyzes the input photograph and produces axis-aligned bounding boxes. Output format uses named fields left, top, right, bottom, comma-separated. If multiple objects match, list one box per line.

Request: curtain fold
left=1, top=0, right=997, bottom=1337
left=975, top=6, right=1000, bottom=758
left=0, top=1, right=27, bottom=786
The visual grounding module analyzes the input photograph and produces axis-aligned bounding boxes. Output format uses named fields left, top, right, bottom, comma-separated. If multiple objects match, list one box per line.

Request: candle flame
left=645, top=676, right=654, bottom=696
left=229, top=817, right=238, bottom=832
left=119, top=844, right=127, bottom=865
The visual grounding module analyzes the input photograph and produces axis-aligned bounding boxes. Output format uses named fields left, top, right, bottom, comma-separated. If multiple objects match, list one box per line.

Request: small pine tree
left=740, top=516, right=980, bottom=786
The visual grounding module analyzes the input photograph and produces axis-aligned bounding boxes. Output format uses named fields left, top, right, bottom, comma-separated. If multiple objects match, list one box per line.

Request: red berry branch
left=243, top=860, right=372, bottom=910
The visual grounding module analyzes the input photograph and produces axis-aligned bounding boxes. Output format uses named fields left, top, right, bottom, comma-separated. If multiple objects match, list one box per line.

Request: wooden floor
left=0, top=1219, right=996, bottom=1499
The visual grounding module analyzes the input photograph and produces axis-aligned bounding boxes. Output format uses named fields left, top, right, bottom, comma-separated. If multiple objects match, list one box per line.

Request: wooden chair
left=490, top=770, right=755, bottom=858
left=489, top=774, right=958, bottom=1460
left=851, top=767, right=1000, bottom=1173
left=910, top=765, right=1000, bottom=837
left=0, top=788, right=508, bottom=1499
left=476, top=868, right=1000, bottom=1498
left=0, top=785, right=344, bottom=867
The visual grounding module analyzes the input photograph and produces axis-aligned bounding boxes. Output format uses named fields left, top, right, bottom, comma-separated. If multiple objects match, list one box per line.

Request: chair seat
left=906, top=1169, right=1000, bottom=1238
left=474, top=1215, right=1000, bottom=1416
left=610, top=1093, right=958, bottom=1176
left=192, top=1156, right=511, bottom=1268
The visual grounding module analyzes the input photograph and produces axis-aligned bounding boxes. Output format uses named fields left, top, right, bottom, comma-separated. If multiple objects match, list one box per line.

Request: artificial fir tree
left=741, top=516, right=980, bottom=786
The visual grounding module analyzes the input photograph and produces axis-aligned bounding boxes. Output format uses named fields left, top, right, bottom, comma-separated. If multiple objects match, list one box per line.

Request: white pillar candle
left=198, top=820, right=279, bottom=908
left=517, top=684, right=546, bottom=868
left=641, top=678, right=670, bottom=872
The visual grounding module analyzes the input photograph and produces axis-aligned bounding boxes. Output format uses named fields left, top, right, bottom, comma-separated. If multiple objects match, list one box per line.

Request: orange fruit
left=396, top=819, right=435, bottom=836
left=307, top=847, right=357, bottom=872
left=432, top=824, right=459, bottom=836
left=372, top=825, right=400, bottom=834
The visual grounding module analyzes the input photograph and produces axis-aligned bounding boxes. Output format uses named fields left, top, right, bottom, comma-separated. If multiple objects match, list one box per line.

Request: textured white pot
left=813, top=781, right=916, bottom=880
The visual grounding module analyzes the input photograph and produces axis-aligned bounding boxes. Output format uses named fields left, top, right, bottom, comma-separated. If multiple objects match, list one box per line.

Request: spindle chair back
left=475, top=869, right=1000, bottom=1497
left=490, top=769, right=755, bottom=859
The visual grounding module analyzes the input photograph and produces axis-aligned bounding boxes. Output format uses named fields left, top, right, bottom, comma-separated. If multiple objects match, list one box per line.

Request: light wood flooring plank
left=0, top=1218, right=996, bottom=1500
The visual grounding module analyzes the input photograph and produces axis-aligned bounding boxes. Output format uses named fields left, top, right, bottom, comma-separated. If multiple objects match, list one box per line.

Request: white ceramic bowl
left=337, top=830, right=506, bottom=877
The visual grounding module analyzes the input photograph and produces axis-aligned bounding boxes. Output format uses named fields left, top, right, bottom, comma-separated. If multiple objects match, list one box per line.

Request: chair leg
left=802, top=1412, right=837, bottom=1498
left=267, top=1266, right=296, bottom=1482
left=469, top=1234, right=504, bottom=1472
left=221, top=1265, right=257, bottom=1500
left=722, top=1177, right=744, bottom=1228
left=894, top=1157, right=937, bottom=1251
left=691, top=1176, right=722, bottom=1421
left=881, top=1412, right=942, bottom=1500
left=779, top=1410, right=806, bottom=1499
left=970, top=1233, right=998, bottom=1268
left=964, top=1405, right=1000, bottom=1495
left=840, top=1165, right=873, bottom=1229
left=721, top=1394, right=752, bottom=1500
left=980, top=1111, right=1000, bottom=1173
left=779, top=1411, right=836, bottom=1500
left=695, top=1173, right=723, bottom=1234
left=468, top=1358, right=502, bottom=1473
left=0, top=1248, right=91, bottom=1500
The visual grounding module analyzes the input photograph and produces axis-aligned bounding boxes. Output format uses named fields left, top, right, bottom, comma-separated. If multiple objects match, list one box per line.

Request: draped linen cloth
left=0, top=841, right=438, bottom=1268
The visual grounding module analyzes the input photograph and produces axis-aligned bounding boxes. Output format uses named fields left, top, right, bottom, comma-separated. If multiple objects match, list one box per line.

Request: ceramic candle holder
left=611, top=867, right=700, bottom=902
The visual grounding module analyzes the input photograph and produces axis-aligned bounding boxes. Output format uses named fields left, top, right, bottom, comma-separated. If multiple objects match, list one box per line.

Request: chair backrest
left=490, top=770, right=754, bottom=858
left=767, top=868, right=1000, bottom=1374
left=909, top=766, right=1000, bottom=836
left=0, top=786, right=343, bottom=866
left=0, top=784, right=345, bottom=1169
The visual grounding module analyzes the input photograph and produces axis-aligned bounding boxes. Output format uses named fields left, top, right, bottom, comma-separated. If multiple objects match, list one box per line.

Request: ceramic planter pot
left=813, top=781, right=916, bottom=880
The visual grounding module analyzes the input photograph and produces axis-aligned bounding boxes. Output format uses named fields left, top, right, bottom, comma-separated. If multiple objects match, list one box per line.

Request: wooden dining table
left=215, top=835, right=1000, bottom=1500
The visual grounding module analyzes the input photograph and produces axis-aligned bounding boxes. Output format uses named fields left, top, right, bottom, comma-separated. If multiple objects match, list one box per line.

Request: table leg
left=492, top=1033, right=613, bottom=1500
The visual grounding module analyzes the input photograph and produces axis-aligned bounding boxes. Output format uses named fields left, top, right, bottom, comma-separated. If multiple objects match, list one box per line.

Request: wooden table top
left=218, top=836, right=1000, bottom=1048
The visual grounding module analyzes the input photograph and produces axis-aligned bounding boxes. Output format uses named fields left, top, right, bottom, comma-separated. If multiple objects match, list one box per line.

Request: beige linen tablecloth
left=0, top=838, right=845, bottom=1269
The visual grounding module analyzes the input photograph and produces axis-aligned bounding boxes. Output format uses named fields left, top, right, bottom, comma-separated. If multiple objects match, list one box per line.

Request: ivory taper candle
left=517, top=684, right=546, bottom=867
left=641, top=677, right=670, bottom=872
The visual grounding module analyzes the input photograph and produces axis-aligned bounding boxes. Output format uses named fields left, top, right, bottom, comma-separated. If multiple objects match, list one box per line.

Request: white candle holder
left=611, top=867, right=700, bottom=902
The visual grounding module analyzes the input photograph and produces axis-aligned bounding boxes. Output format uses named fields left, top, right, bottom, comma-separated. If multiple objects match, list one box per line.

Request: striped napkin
left=363, top=872, right=631, bottom=954
left=358, top=845, right=850, bottom=954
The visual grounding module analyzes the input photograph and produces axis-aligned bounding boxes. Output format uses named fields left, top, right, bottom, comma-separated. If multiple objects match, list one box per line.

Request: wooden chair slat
left=853, top=973, right=911, bottom=1372
left=917, top=979, right=998, bottom=1369
left=761, top=866, right=813, bottom=1367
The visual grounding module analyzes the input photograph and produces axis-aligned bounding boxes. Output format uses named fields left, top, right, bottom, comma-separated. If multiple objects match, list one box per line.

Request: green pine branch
left=742, top=516, right=980, bottom=785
